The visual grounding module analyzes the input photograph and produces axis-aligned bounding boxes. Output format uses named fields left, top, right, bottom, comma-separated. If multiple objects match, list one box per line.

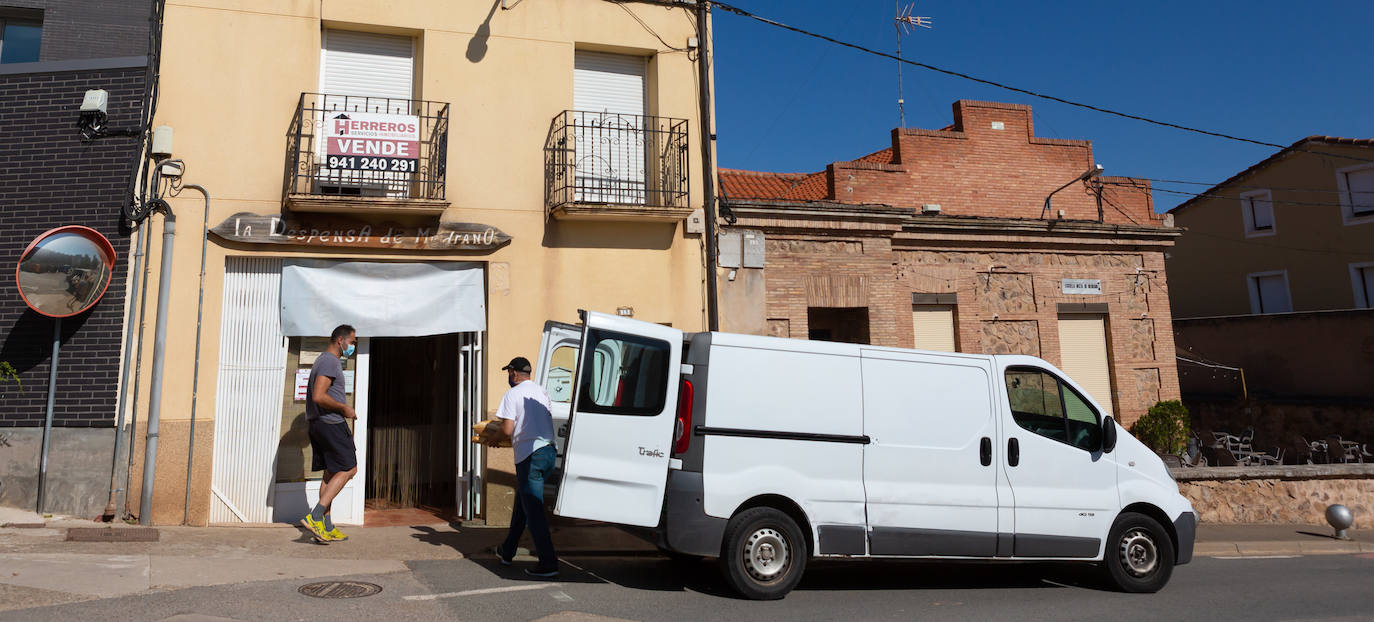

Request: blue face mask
left=342, top=343, right=355, bottom=358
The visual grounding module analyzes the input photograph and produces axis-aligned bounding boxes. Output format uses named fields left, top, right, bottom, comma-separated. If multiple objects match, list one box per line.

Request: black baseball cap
left=501, top=356, right=532, bottom=373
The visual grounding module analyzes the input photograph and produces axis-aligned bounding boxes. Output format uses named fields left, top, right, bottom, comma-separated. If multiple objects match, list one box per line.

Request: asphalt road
left=4, top=553, right=1371, bottom=621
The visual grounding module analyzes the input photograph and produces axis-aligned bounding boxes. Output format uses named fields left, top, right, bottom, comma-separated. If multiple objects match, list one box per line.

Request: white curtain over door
left=279, top=260, right=486, bottom=337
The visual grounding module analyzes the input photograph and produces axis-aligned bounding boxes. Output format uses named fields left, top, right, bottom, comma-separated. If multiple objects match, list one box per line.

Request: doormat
left=65, top=527, right=160, bottom=542
left=298, top=581, right=383, bottom=599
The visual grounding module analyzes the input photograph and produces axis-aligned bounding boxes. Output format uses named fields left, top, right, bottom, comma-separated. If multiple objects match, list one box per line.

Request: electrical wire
left=1102, top=181, right=1368, bottom=209
left=1143, top=177, right=1374, bottom=195
left=607, top=0, right=692, bottom=53
left=705, top=1, right=1374, bottom=165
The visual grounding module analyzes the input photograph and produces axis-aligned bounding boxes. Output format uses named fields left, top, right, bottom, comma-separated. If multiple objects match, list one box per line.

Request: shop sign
left=324, top=111, right=420, bottom=173
left=1061, top=278, right=1103, bottom=295
left=210, top=212, right=511, bottom=251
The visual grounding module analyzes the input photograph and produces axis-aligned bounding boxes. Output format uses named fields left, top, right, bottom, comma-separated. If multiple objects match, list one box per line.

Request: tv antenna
left=895, top=2, right=932, bottom=128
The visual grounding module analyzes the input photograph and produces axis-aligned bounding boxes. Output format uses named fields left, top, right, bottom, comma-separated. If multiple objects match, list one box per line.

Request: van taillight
left=673, top=379, right=694, bottom=455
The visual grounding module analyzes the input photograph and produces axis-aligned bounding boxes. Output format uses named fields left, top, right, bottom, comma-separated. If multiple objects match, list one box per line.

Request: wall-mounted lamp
left=1042, top=164, right=1104, bottom=220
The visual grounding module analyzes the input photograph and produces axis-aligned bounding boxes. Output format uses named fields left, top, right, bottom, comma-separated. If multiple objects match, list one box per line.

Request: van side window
left=544, top=345, right=578, bottom=403
left=1005, top=367, right=1102, bottom=452
left=578, top=329, right=671, bottom=416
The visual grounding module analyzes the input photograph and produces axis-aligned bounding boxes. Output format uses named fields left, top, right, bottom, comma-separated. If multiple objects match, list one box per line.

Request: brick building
left=0, top=1, right=153, bottom=516
left=717, top=100, right=1182, bottom=425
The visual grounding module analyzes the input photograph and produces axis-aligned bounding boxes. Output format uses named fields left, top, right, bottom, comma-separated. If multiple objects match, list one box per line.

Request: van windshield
left=577, top=329, right=671, bottom=416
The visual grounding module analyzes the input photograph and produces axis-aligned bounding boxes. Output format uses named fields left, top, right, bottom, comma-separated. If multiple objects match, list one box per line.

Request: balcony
left=544, top=110, right=691, bottom=221
left=284, top=93, right=450, bottom=216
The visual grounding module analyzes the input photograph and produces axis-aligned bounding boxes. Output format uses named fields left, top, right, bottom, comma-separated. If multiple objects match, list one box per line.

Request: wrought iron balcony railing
left=284, top=93, right=449, bottom=211
left=544, top=110, right=690, bottom=218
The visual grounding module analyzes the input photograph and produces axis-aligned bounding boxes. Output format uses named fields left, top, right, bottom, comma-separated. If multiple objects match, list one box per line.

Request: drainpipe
left=179, top=184, right=210, bottom=526
left=138, top=163, right=179, bottom=525
left=104, top=224, right=148, bottom=521
left=696, top=0, right=720, bottom=331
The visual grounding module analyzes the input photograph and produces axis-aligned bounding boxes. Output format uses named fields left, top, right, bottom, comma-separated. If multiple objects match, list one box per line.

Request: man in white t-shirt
left=491, top=356, right=559, bottom=578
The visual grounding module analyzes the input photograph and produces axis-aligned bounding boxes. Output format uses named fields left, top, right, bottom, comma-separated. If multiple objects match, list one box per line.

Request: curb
left=1195, top=540, right=1372, bottom=556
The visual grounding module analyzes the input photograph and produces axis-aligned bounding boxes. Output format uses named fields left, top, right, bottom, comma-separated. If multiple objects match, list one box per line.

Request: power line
left=705, top=1, right=1374, bottom=165
left=1102, top=182, right=1365, bottom=209
left=1145, top=177, right=1373, bottom=194
left=1175, top=227, right=1374, bottom=256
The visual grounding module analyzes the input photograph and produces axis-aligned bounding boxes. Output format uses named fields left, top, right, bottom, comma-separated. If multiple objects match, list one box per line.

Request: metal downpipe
left=180, top=184, right=210, bottom=526
left=138, top=206, right=175, bottom=525
left=105, top=224, right=147, bottom=520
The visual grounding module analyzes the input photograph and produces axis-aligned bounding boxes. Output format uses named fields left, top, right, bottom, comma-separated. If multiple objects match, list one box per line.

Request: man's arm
left=312, top=375, right=356, bottom=419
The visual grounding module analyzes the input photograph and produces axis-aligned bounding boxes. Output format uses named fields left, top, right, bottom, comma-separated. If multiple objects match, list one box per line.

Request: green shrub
left=0, top=361, right=18, bottom=394
left=1130, top=400, right=1190, bottom=455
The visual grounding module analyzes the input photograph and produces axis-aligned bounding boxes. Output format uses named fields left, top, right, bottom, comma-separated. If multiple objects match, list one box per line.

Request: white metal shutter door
left=1056, top=315, right=1113, bottom=416
left=912, top=305, right=956, bottom=352
left=321, top=29, right=414, bottom=105
left=209, top=258, right=288, bottom=523
left=1255, top=275, right=1291, bottom=313
left=573, top=51, right=647, bottom=203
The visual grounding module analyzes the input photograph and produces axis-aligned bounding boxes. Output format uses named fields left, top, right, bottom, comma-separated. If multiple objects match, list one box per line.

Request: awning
left=280, top=260, right=485, bottom=337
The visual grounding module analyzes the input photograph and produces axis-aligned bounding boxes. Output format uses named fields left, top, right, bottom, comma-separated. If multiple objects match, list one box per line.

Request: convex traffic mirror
left=16, top=226, right=116, bottom=317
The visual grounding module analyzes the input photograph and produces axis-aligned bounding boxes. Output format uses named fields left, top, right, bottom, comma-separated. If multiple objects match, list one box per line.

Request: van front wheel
left=1102, top=512, right=1175, bottom=593
left=719, top=507, right=807, bottom=600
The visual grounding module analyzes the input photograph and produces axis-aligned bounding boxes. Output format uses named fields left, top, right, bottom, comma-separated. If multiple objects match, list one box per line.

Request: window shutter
left=912, top=306, right=956, bottom=352
left=1255, top=275, right=1291, bottom=313
left=574, top=51, right=646, bottom=115
left=1347, top=169, right=1374, bottom=215
left=1249, top=196, right=1274, bottom=229
left=1056, top=316, right=1114, bottom=416
left=1360, top=268, right=1374, bottom=308
left=321, top=30, right=414, bottom=107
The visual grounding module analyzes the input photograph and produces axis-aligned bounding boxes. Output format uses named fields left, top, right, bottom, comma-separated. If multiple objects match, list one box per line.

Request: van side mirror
left=1102, top=417, right=1118, bottom=453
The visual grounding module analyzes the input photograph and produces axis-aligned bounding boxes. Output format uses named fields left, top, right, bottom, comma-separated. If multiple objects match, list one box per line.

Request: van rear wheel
left=1101, top=512, right=1174, bottom=593
left=719, top=507, right=807, bottom=600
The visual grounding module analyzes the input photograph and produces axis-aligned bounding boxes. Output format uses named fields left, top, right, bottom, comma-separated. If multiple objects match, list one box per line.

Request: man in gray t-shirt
left=301, top=325, right=358, bottom=543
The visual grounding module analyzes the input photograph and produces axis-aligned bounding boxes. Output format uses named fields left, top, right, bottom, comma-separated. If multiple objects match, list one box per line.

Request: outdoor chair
left=1251, top=447, right=1283, bottom=466
left=1327, top=435, right=1362, bottom=464
left=1299, top=436, right=1328, bottom=464
left=1182, top=438, right=1208, bottom=467
left=1204, top=444, right=1242, bottom=467
left=1159, top=453, right=1184, bottom=468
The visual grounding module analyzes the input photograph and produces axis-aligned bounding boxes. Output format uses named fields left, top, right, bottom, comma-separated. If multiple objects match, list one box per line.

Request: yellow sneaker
left=299, top=515, right=329, bottom=542
left=323, top=527, right=349, bottom=542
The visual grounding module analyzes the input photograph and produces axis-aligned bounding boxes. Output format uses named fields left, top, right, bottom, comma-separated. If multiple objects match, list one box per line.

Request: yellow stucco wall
left=126, top=0, right=711, bottom=525
left=1167, top=143, right=1374, bottom=318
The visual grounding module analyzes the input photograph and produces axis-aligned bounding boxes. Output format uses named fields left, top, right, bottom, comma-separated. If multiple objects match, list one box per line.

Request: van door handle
left=1008, top=437, right=1020, bottom=467
left=980, top=437, right=992, bottom=466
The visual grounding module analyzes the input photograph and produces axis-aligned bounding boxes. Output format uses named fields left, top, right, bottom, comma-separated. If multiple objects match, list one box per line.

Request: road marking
left=1211, top=555, right=1301, bottom=559
left=404, top=583, right=562, bottom=601
left=550, top=590, right=575, bottom=602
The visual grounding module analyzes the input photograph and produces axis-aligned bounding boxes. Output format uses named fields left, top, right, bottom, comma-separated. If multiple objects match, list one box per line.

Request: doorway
left=365, top=334, right=460, bottom=524
left=808, top=307, right=871, bottom=344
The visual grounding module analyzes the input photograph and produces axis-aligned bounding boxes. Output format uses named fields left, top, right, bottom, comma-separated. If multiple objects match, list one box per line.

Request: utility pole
left=697, top=0, right=720, bottom=331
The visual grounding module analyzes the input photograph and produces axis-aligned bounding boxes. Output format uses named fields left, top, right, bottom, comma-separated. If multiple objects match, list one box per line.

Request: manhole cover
left=298, top=581, right=383, bottom=599
left=65, top=527, right=159, bottom=542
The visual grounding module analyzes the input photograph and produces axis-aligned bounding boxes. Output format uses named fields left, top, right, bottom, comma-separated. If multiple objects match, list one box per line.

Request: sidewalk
left=0, top=514, right=1367, bottom=612
left=1195, top=523, right=1372, bottom=556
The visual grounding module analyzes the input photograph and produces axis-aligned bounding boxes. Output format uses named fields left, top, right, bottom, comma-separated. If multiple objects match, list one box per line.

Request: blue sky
left=711, top=1, right=1374, bottom=211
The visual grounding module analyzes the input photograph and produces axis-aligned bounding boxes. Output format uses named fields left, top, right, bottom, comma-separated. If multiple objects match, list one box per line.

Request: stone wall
left=1174, top=465, right=1374, bottom=525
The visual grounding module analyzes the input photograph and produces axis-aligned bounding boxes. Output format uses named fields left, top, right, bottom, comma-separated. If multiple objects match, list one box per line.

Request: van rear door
left=554, top=312, right=682, bottom=527
left=534, top=320, right=582, bottom=459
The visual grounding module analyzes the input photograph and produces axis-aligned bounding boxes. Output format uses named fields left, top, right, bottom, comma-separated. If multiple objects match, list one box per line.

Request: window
left=912, top=304, right=957, bottom=352
left=1247, top=271, right=1292, bottom=314
left=544, top=345, right=578, bottom=403
left=1240, top=189, right=1275, bottom=237
left=1351, top=263, right=1374, bottom=309
left=1336, top=165, right=1374, bottom=224
left=1005, top=367, right=1102, bottom=452
left=577, top=329, right=670, bottom=415
left=0, top=14, right=42, bottom=64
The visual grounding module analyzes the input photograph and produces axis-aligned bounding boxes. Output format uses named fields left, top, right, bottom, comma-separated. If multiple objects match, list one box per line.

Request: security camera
left=79, top=89, right=108, bottom=131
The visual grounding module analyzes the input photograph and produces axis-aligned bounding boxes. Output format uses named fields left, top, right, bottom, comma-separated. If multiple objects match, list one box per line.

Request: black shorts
left=308, top=419, right=357, bottom=473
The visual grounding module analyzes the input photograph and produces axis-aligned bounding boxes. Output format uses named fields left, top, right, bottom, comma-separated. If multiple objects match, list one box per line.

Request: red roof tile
left=719, top=168, right=828, bottom=201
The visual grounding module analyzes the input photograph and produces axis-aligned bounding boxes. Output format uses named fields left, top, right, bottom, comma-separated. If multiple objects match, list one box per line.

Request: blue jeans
left=501, top=444, right=557, bottom=567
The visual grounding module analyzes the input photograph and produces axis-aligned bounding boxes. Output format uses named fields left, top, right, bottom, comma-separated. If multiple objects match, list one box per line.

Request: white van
left=538, top=311, right=1196, bottom=600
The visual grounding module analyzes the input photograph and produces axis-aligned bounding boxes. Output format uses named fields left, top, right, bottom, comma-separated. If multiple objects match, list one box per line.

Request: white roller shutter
left=321, top=29, right=414, bottom=106
left=574, top=51, right=646, bottom=115
left=912, top=305, right=956, bottom=352
left=1056, top=315, right=1114, bottom=416
left=573, top=51, right=647, bottom=203
left=210, top=258, right=288, bottom=523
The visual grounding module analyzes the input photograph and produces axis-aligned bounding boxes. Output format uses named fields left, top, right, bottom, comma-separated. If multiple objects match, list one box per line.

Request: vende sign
left=323, top=111, right=420, bottom=172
